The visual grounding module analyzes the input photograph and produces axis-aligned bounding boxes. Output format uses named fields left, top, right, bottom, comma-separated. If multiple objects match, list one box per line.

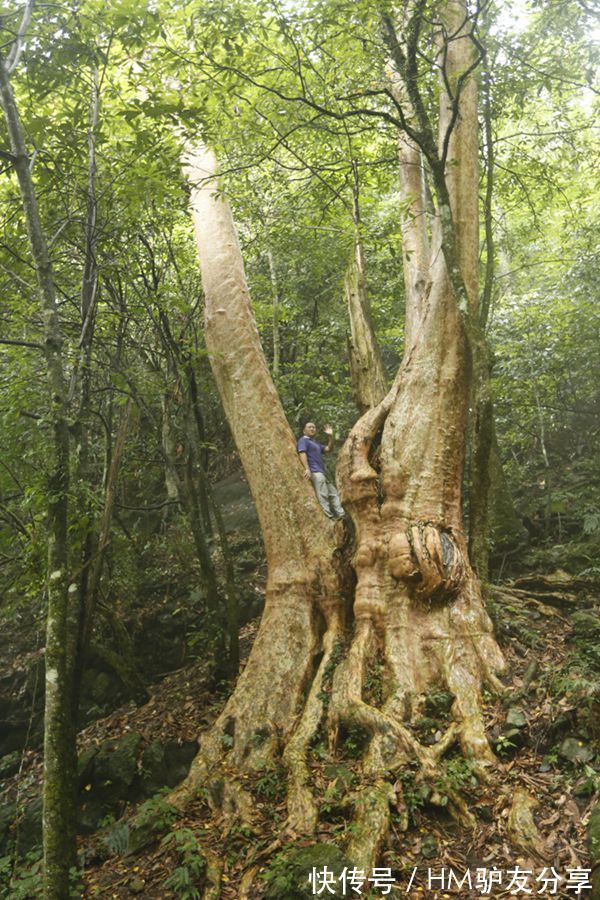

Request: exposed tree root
left=283, top=620, right=344, bottom=834
left=346, top=780, right=396, bottom=873
left=168, top=575, right=332, bottom=811
left=237, top=864, right=260, bottom=900
left=167, top=300, right=506, bottom=889
left=203, top=849, right=223, bottom=900
left=507, top=788, right=550, bottom=861
left=316, top=360, right=507, bottom=870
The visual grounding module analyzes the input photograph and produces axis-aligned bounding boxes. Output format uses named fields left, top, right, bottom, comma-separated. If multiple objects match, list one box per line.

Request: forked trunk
left=175, top=0, right=505, bottom=876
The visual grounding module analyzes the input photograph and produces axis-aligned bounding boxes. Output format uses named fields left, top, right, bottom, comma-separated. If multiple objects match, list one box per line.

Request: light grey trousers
left=311, top=471, right=345, bottom=519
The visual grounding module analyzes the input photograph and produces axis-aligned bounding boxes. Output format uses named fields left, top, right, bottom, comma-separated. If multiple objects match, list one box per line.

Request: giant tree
left=172, top=0, right=506, bottom=874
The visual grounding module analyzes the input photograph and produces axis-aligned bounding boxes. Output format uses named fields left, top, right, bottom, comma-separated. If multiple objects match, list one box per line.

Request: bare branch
left=5, top=0, right=34, bottom=75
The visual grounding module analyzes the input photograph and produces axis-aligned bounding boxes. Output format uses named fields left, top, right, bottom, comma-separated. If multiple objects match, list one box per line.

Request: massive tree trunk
left=176, top=146, right=346, bottom=827
left=175, top=0, right=504, bottom=878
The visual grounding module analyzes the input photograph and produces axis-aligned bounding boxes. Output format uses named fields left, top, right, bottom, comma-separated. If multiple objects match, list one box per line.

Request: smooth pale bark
left=266, top=248, right=281, bottom=380
left=177, top=148, right=344, bottom=824
left=389, top=67, right=431, bottom=345
left=439, top=1, right=480, bottom=311
left=345, top=165, right=387, bottom=413
left=470, top=51, right=522, bottom=571
left=345, top=233, right=387, bottom=413
left=397, top=138, right=430, bottom=346
left=0, top=53, right=75, bottom=899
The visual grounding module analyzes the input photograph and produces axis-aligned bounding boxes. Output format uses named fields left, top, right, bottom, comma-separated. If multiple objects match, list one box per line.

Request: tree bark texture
left=175, top=0, right=504, bottom=875
left=334, top=5, right=504, bottom=866
left=177, top=147, right=346, bottom=826
left=266, top=247, right=281, bottom=381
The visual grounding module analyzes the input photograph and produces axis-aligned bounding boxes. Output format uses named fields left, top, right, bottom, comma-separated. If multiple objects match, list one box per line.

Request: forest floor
left=72, top=570, right=597, bottom=897
left=1, top=477, right=598, bottom=898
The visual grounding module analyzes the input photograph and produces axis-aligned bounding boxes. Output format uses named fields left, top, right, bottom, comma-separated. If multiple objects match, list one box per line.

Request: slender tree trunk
left=207, top=483, right=240, bottom=676
left=468, top=54, right=521, bottom=578
left=397, top=125, right=430, bottom=346
left=162, top=394, right=181, bottom=509
left=76, top=400, right=133, bottom=678
left=0, top=54, right=75, bottom=899
left=184, top=362, right=213, bottom=534
left=71, top=66, right=101, bottom=713
left=468, top=52, right=495, bottom=581
left=345, top=161, right=387, bottom=413
left=161, top=394, right=221, bottom=625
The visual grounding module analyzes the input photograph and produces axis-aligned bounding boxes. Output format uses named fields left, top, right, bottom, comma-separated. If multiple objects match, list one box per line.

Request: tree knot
left=388, top=523, right=465, bottom=601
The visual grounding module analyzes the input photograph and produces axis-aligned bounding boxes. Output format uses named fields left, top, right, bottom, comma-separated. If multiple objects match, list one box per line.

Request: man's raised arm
left=323, top=424, right=335, bottom=453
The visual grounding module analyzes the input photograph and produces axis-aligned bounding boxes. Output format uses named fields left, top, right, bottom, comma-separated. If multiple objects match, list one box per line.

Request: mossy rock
left=262, top=843, right=350, bottom=899
left=126, top=797, right=179, bottom=855
left=93, top=732, right=143, bottom=798
left=140, top=741, right=168, bottom=795
left=506, top=707, right=528, bottom=729
left=139, top=739, right=198, bottom=795
left=559, top=737, right=595, bottom=764
left=0, top=750, right=20, bottom=779
left=77, top=732, right=143, bottom=828
left=163, top=740, right=198, bottom=787
left=77, top=746, right=98, bottom=790
left=571, top=611, right=600, bottom=643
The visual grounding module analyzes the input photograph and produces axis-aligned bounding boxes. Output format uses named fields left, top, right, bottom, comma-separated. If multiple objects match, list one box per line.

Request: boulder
left=559, top=737, right=595, bottom=764
left=506, top=708, right=528, bottom=729
left=0, top=750, right=21, bottom=780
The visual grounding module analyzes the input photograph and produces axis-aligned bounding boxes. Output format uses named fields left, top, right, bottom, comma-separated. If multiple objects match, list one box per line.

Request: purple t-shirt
left=297, top=436, right=326, bottom=474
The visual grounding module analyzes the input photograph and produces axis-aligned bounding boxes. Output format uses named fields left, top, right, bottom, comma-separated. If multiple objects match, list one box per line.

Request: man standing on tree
left=297, top=422, right=345, bottom=520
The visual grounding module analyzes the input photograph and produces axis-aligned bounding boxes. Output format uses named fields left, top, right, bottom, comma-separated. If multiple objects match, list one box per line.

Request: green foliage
left=396, top=766, right=428, bottom=818
left=0, top=849, right=43, bottom=899
left=434, top=755, right=478, bottom=800
left=99, top=819, right=131, bottom=857
left=261, top=843, right=349, bottom=900
left=123, top=796, right=180, bottom=856
left=135, top=796, right=179, bottom=832
left=495, top=734, right=517, bottom=757
left=320, top=765, right=356, bottom=822
left=363, top=657, right=384, bottom=707
left=162, top=828, right=206, bottom=900
left=316, top=639, right=347, bottom=706
left=338, top=724, right=370, bottom=760
left=254, top=760, right=286, bottom=802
